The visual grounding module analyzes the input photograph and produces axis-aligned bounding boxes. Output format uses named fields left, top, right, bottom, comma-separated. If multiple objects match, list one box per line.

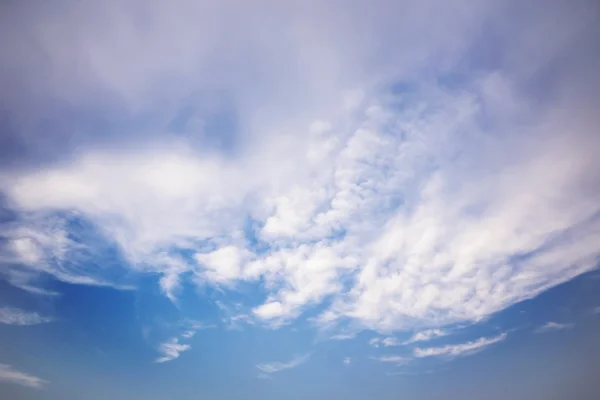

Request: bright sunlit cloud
left=0, top=1, right=598, bottom=392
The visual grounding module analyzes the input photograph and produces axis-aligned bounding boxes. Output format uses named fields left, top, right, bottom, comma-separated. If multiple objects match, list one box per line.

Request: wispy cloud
left=591, top=306, right=600, bottom=315
left=0, top=364, right=47, bottom=389
left=0, top=307, right=54, bottom=326
left=386, top=369, right=436, bottom=376
left=414, top=333, right=507, bottom=358
left=155, top=338, right=191, bottom=363
left=534, top=322, right=575, bottom=333
left=330, top=332, right=356, bottom=341
left=343, top=357, right=351, bottom=365
left=381, top=337, right=400, bottom=347
left=403, top=329, right=448, bottom=344
left=372, top=355, right=411, bottom=365
left=370, top=336, right=405, bottom=347
left=256, top=354, right=311, bottom=375
left=180, top=320, right=216, bottom=339
left=181, top=330, right=196, bottom=339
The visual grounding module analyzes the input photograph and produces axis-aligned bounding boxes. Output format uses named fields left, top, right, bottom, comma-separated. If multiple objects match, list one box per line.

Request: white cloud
left=381, top=337, right=400, bottom=347
left=0, top=307, right=54, bottom=326
left=181, top=330, right=196, bottom=339
left=373, top=355, right=410, bottom=365
left=369, top=336, right=400, bottom=347
left=256, top=354, right=310, bottom=375
left=534, top=321, right=575, bottom=333
left=403, top=329, right=448, bottom=344
left=330, top=332, right=356, bottom=341
left=195, top=246, right=250, bottom=285
left=0, top=364, right=47, bottom=389
left=592, top=306, right=600, bottom=315
left=343, top=357, right=351, bottom=365
left=180, top=320, right=216, bottom=339
left=4, top=80, right=599, bottom=334
left=1, top=0, right=598, bottom=339
left=155, top=338, right=191, bottom=363
left=414, top=333, right=507, bottom=358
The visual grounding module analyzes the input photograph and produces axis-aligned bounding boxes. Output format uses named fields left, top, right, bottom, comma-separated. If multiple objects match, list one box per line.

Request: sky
left=0, top=0, right=600, bottom=399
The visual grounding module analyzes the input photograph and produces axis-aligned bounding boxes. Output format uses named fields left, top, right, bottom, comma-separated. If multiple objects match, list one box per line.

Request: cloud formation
left=256, top=354, right=311, bottom=375
left=0, top=307, right=54, bottom=326
left=155, top=338, right=191, bottom=363
left=403, top=329, right=448, bottom=344
left=373, top=355, right=411, bottom=365
left=413, top=333, right=507, bottom=358
left=534, top=322, right=575, bottom=334
left=0, top=0, right=598, bottom=341
left=0, top=364, right=47, bottom=389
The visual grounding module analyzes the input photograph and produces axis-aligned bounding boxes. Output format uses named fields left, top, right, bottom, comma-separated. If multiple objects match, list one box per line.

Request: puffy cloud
left=195, top=246, right=250, bottom=285
left=413, top=333, right=507, bottom=358
left=0, top=0, right=598, bottom=338
left=0, top=364, right=47, bottom=389
left=3, top=79, right=599, bottom=334
left=0, top=307, right=54, bottom=326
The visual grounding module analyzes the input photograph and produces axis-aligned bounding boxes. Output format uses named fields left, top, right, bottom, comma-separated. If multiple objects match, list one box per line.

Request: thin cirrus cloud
left=154, top=338, right=191, bottom=364
left=256, top=354, right=311, bottom=375
left=403, top=329, right=448, bottom=344
left=534, top=322, right=575, bottom=334
left=0, top=0, right=598, bottom=343
left=413, top=333, right=508, bottom=358
left=154, top=319, right=216, bottom=362
left=373, top=355, right=411, bottom=365
left=374, top=334, right=507, bottom=365
left=370, top=329, right=448, bottom=348
left=369, top=337, right=400, bottom=347
left=0, top=307, right=54, bottom=326
left=0, top=364, right=47, bottom=389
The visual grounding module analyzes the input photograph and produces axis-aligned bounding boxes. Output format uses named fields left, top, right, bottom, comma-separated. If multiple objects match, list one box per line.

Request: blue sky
left=1, top=0, right=600, bottom=399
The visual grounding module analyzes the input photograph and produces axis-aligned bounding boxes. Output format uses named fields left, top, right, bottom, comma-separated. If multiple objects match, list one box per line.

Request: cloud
left=256, top=354, right=310, bottom=375
left=0, top=0, right=599, bottom=339
left=0, top=307, right=54, bottom=326
left=534, top=322, right=575, bottom=333
left=343, top=357, right=351, bottom=365
left=386, top=369, right=436, bottom=376
left=155, top=338, right=191, bottom=363
left=381, top=337, right=400, bottom=347
left=181, top=330, right=195, bottom=339
left=178, top=320, right=216, bottom=339
left=330, top=332, right=356, bottom=341
left=0, top=364, right=47, bottom=389
left=370, top=337, right=400, bottom=347
left=373, top=355, right=411, bottom=365
left=414, top=333, right=507, bottom=358
left=403, top=329, right=448, bottom=344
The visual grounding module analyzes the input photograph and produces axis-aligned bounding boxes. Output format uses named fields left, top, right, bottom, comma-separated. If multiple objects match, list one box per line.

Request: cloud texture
left=0, top=0, right=599, bottom=339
